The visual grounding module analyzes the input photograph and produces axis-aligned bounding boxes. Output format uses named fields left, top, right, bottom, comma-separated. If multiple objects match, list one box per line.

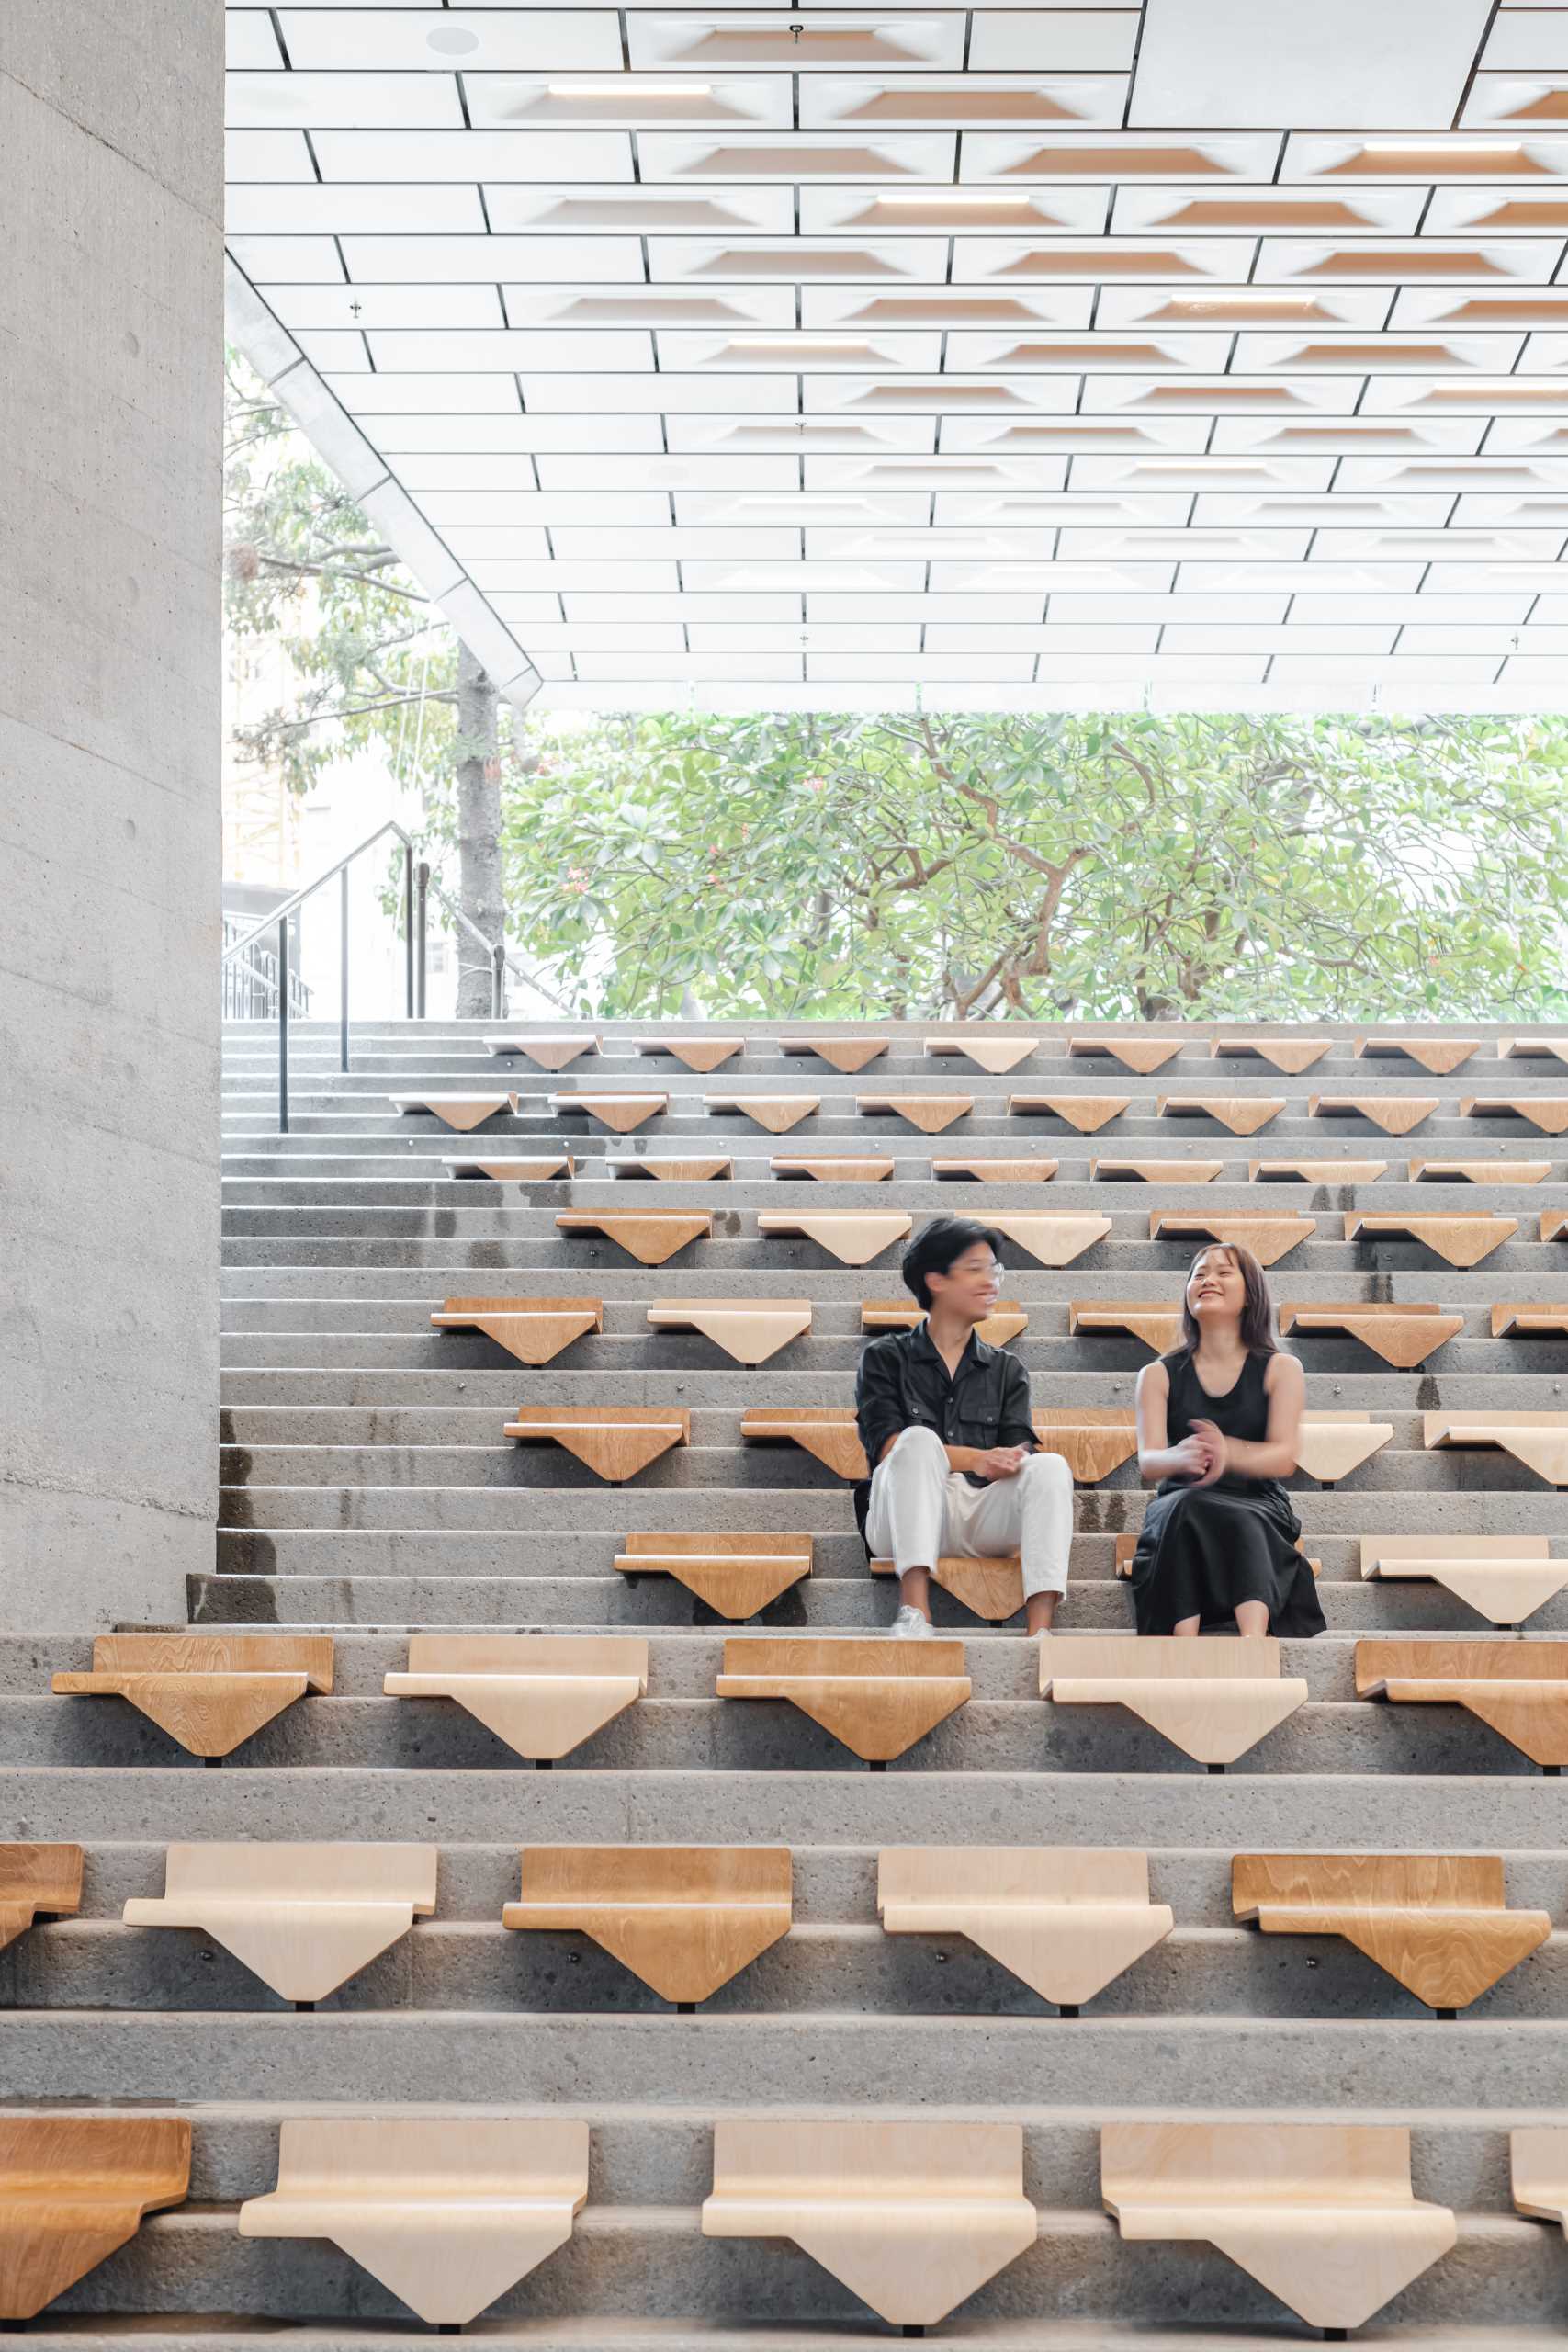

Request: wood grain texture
left=616, top=1532, right=813, bottom=1618
left=505, top=1845, right=792, bottom=2002
left=386, top=1634, right=649, bottom=1760
left=1545, top=1211, right=1568, bottom=1243
left=1031, top=1410, right=1139, bottom=1483
left=1156, top=1095, right=1286, bottom=1136
left=741, top=1408, right=869, bottom=1480
left=778, top=1036, right=888, bottom=1072
left=1008, top=1093, right=1130, bottom=1132
left=1069, top=1300, right=1183, bottom=1355
left=1101, top=2120, right=1456, bottom=2331
left=52, top=1634, right=333, bottom=1760
left=985, top=1212, right=1112, bottom=1266
left=502, top=1406, right=690, bottom=1481
left=1510, top=2126, right=1568, bottom=2239
left=1149, top=1211, right=1316, bottom=1268
left=442, top=1154, right=574, bottom=1182
left=123, top=1842, right=437, bottom=2002
left=634, top=1036, right=744, bottom=1071
left=855, top=1092, right=975, bottom=1134
left=387, top=1093, right=511, bottom=1132
left=1091, top=1158, right=1223, bottom=1183
left=868, top=1552, right=1025, bottom=1621
left=879, top=1846, right=1173, bottom=2006
left=705, top=1094, right=820, bottom=1133
left=926, top=1032, right=1039, bottom=1074
left=716, top=1636, right=970, bottom=1761
left=1295, top=1413, right=1395, bottom=1483
left=0, top=2113, right=190, bottom=2319
left=1345, top=1210, right=1517, bottom=1267
left=931, top=1157, right=1059, bottom=1182
left=0, top=1845, right=83, bottom=1953
left=863, top=1298, right=1030, bottom=1346
left=647, top=1299, right=813, bottom=1364
left=771, top=1156, right=895, bottom=1182
left=1278, top=1300, right=1462, bottom=1369
left=1070, top=1036, right=1187, bottom=1072
left=704, top=2117, right=1034, bottom=2327
left=756, top=1211, right=913, bottom=1266
left=1502, top=1037, right=1568, bottom=1064
left=432, top=1296, right=603, bottom=1366
left=1493, top=1302, right=1568, bottom=1338
left=1412, top=1159, right=1551, bottom=1185
left=1357, top=1637, right=1568, bottom=1765
left=1310, top=1093, right=1440, bottom=1136
left=239, top=2117, right=588, bottom=2325
left=1213, top=1036, right=1334, bottom=1074
left=1232, top=1851, right=1550, bottom=2010
left=1461, top=1094, right=1568, bottom=1136
left=1424, top=1411, right=1568, bottom=1487
left=1040, top=1634, right=1308, bottom=1765
left=483, top=1034, right=599, bottom=1069
left=1249, top=1159, right=1388, bottom=1182
left=1355, top=1035, right=1481, bottom=1074
left=608, top=1156, right=733, bottom=1182
left=556, top=1211, right=713, bottom=1266
left=548, top=1091, right=668, bottom=1133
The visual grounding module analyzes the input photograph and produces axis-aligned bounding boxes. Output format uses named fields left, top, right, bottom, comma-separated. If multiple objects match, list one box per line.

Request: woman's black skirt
left=1128, top=1482, right=1325, bottom=1638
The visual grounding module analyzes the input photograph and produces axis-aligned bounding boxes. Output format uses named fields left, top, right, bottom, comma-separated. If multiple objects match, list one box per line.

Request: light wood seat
left=1345, top=1209, right=1517, bottom=1267
left=1214, top=1035, right=1333, bottom=1074
left=504, top=1845, right=792, bottom=2003
left=1356, top=1035, right=1481, bottom=1074
left=615, top=1532, right=813, bottom=1617
left=386, top=1634, right=649, bottom=1760
left=556, top=1210, right=713, bottom=1265
left=1069, top=1299, right=1182, bottom=1355
left=1495, top=1300, right=1568, bottom=1338
left=52, top=1633, right=333, bottom=1759
left=1424, top=1410, right=1568, bottom=1487
left=878, top=1846, right=1173, bottom=2007
left=1040, top=1634, right=1308, bottom=1765
left=705, top=1092, right=819, bottom=1133
left=0, top=1845, right=83, bottom=1951
left=1092, top=1157, right=1223, bottom=1183
left=123, top=1842, right=437, bottom=2002
left=1032, top=1409, right=1139, bottom=1482
left=1357, top=1637, right=1568, bottom=1767
left=740, top=1407, right=1134, bottom=1485
left=549, top=1091, right=668, bottom=1133
left=433, top=1295, right=603, bottom=1366
left=1278, top=1300, right=1462, bottom=1369
left=1114, top=1533, right=1320, bottom=1579
left=1101, top=2120, right=1456, bottom=2333
left=1296, top=1412, right=1395, bottom=1484
left=483, top=1033, right=599, bottom=1069
left=741, top=1408, right=868, bottom=1480
left=388, top=1092, right=511, bottom=1132
left=983, top=1210, right=1111, bottom=1266
left=1070, top=1035, right=1185, bottom=1072
left=756, top=1209, right=912, bottom=1265
left=1008, top=1092, right=1130, bottom=1132
left=1232, top=1851, right=1550, bottom=2011
left=855, top=1091, right=974, bottom=1133
left=864, top=1297, right=1029, bottom=1345
left=443, top=1152, right=574, bottom=1181
left=1412, top=1157, right=1551, bottom=1185
left=778, top=1035, right=887, bottom=1073
left=503, top=1405, right=690, bottom=1481
left=1310, top=1092, right=1440, bottom=1136
left=703, top=2117, right=1035, bottom=2328
left=1511, top=2126, right=1568, bottom=2244
left=868, top=1552, right=1024, bottom=1621
left=1149, top=1209, right=1316, bottom=1267
left=1502, top=1037, right=1568, bottom=1065
left=1462, top=1093, right=1568, bottom=1136
left=1545, top=1210, right=1568, bottom=1243
left=608, top=1154, right=733, bottom=1182
left=0, top=2114, right=191, bottom=2320
left=1250, top=1157, right=1388, bottom=1183
left=932, top=1155, right=1059, bottom=1182
left=926, top=1030, right=1038, bottom=1074
left=633, top=1035, right=744, bottom=1072
left=648, top=1298, right=812, bottom=1364
left=1156, top=1093, right=1286, bottom=1136
left=771, top=1155, right=895, bottom=1182
left=717, top=1636, right=970, bottom=1761
left=1361, top=1535, right=1568, bottom=1627
left=239, top=2117, right=588, bottom=2325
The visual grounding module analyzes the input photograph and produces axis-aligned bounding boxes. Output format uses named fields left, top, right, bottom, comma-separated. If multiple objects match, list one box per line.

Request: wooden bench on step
left=1232, top=1851, right=1550, bottom=2014
left=443, top=1151, right=574, bottom=1181
left=1502, top=1038, right=1568, bottom=1066
left=1412, top=1157, right=1550, bottom=1185
left=1344, top=1209, right=1517, bottom=1267
left=703, top=2117, right=1036, bottom=2329
left=1250, top=1158, right=1388, bottom=1182
left=0, top=1844, right=83, bottom=1952
left=1157, top=1093, right=1286, bottom=1136
left=0, top=2114, right=191, bottom=2321
left=1357, top=1638, right=1568, bottom=1769
left=647, top=1298, right=812, bottom=1364
left=239, top=2118, right=589, bottom=2327
left=504, top=1405, right=690, bottom=1481
left=1295, top=1413, right=1395, bottom=1484
left=483, top=1033, right=599, bottom=1069
left=1462, top=1093, right=1568, bottom=1136
left=868, top=1551, right=1024, bottom=1621
left=1361, top=1536, right=1568, bottom=1628
left=1039, top=1634, right=1308, bottom=1767
left=756, top=1210, right=913, bottom=1266
left=634, top=1035, right=744, bottom=1072
left=433, top=1295, right=602, bottom=1366
left=1100, top=2120, right=1456, bottom=2335
left=864, top=1296, right=1029, bottom=1345
left=123, top=1842, right=437, bottom=2004
left=778, top=1035, right=887, bottom=1073
left=705, top=1092, right=820, bottom=1133
left=388, top=1092, right=512, bottom=1132
left=556, top=1210, right=713, bottom=1265
left=1423, top=1410, right=1568, bottom=1487
left=1008, top=1091, right=1130, bottom=1132
left=1214, top=1035, right=1333, bottom=1074
left=770, top=1155, right=895, bottom=1182
left=1310, top=1092, right=1441, bottom=1136
left=1093, top=1157, right=1224, bottom=1183
left=741, top=1408, right=1137, bottom=1486
left=1356, top=1035, right=1481, bottom=1074
left=1278, top=1300, right=1462, bottom=1368
left=856, top=1091, right=974, bottom=1134
left=385, top=1634, right=649, bottom=1762
left=1511, top=2127, right=1568, bottom=2252
left=608, top=1153, right=733, bottom=1181
left=1069, top=1298, right=1182, bottom=1354
left=931, top=1155, right=1059, bottom=1181
left=1545, top=1210, right=1568, bottom=1244
left=926, top=1029, right=1039, bottom=1073
left=52, top=1633, right=333, bottom=1761
left=979, top=1211, right=1111, bottom=1266
left=1149, top=1210, right=1316, bottom=1267
left=615, top=1532, right=813, bottom=1617
left=878, top=1846, right=1173, bottom=2010
left=504, top=1846, right=793, bottom=2005
left=1072, top=1035, right=1186, bottom=1072
left=1494, top=1300, right=1568, bottom=1339
left=716, top=1636, right=970, bottom=1762
left=548, top=1090, right=668, bottom=1132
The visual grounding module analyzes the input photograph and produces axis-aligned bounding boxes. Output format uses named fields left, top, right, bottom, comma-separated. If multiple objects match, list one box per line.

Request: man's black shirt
left=855, top=1318, right=1038, bottom=1489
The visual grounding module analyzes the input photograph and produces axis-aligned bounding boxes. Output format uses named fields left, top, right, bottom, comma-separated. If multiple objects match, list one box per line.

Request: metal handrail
left=221, top=820, right=497, bottom=968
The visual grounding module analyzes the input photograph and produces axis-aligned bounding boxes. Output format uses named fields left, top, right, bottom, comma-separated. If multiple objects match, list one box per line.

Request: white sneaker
left=890, top=1603, right=933, bottom=1639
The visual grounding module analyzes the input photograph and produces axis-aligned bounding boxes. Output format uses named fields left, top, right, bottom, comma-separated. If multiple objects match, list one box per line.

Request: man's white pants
left=864, top=1425, right=1073, bottom=1598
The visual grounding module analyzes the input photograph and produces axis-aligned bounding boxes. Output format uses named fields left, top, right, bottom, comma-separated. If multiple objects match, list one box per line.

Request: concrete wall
left=0, top=1, right=223, bottom=1626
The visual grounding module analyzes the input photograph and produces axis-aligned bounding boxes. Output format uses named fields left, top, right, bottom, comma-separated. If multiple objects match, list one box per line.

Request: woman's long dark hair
left=1179, top=1242, right=1278, bottom=1356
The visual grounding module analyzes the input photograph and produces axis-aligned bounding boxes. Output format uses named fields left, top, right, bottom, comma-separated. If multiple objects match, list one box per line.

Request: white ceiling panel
left=226, top=72, right=465, bottom=127
left=279, top=13, right=624, bottom=70
left=468, top=76, right=794, bottom=130
left=1131, top=0, right=1495, bottom=130
left=226, top=13, right=285, bottom=68
left=800, top=75, right=1130, bottom=130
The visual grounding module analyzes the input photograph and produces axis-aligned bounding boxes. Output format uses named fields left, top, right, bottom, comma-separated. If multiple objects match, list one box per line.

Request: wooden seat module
left=878, top=1847, right=1173, bottom=2008
left=1495, top=1301, right=1568, bottom=1339
left=1424, top=1411, right=1568, bottom=1487
left=607, top=1154, right=732, bottom=1181
left=556, top=1210, right=713, bottom=1266
left=703, top=2117, right=1035, bottom=2328
left=433, top=1295, right=602, bottom=1367
left=778, top=1035, right=888, bottom=1073
left=484, top=1033, right=599, bottom=1069
left=386, top=1634, right=649, bottom=1761
left=648, top=1298, right=812, bottom=1364
left=1070, top=1035, right=1185, bottom=1073
left=1040, top=1634, right=1307, bottom=1766
left=1149, top=1210, right=1316, bottom=1267
left=1355, top=1035, right=1480, bottom=1074
left=388, top=1092, right=511, bottom=1132
left=932, top=1155, right=1059, bottom=1182
left=926, top=1030, right=1039, bottom=1074
left=504, top=1405, right=690, bottom=1482
left=868, top=1551, right=1024, bottom=1621
left=1412, top=1157, right=1551, bottom=1185
left=1346, top=1209, right=1517, bottom=1267
left=633, top=1035, right=744, bottom=1072
left=984, top=1211, right=1111, bottom=1266
left=1093, top=1157, right=1223, bottom=1183
left=0, top=1845, right=83, bottom=1952
left=1358, top=1637, right=1568, bottom=1765
left=1156, top=1093, right=1286, bottom=1136
left=1501, top=1038, right=1568, bottom=1065
left=717, top=1636, right=969, bottom=1761
left=1546, top=1210, right=1568, bottom=1243
left=1069, top=1299, right=1182, bottom=1355
left=1101, top=2120, right=1456, bottom=2334
left=1214, top=1035, right=1333, bottom=1073
left=615, top=1532, right=813, bottom=1617
left=1361, top=1535, right=1568, bottom=1627
left=855, top=1091, right=974, bottom=1134
left=1232, top=1852, right=1550, bottom=2012
left=1296, top=1412, right=1395, bottom=1484
left=1032, top=1409, right=1139, bottom=1482
left=124, top=1842, right=437, bottom=2003
left=771, top=1155, right=894, bottom=1182
left=505, top=1846, right=792, bottom=2004
left=1278, top=1300, right=1461, bottom=1369
left=1511, top=2127, right=1568, bottom=2245
left=52, top=1633, right=333, bottom=1760
left=549, top=1090, right=668, bottom=1132
left=864, top=1296, right=1028, bottom=1346
left=705, top=1092, right=819, bottom=1133
left=239, top=2117, right=588, bottom=2326
left=1250, top=1157, right=1388, bottom=1183
left=443, top=1152, right=574, bottom=1181
left=1009, top=1092, right=1130, bottom=1132
left=1462, top=1093, right=1568, bottom=1136
left=756, top=1209, right=912, bottom=1265
left=741, top=1408, right=867, bottom=1480
left=1310, top=1092, right=1440, bottom=1136
left=0, top=2114, right=190, bottom=2320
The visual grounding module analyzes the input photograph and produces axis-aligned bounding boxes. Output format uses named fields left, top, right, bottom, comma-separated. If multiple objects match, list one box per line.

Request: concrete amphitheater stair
left=13, top=1016, right=1568, bottom=2343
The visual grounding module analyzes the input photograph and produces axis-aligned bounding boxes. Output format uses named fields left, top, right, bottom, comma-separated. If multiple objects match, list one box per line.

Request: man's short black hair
left=900, top=1216, right=1006, bottom=1312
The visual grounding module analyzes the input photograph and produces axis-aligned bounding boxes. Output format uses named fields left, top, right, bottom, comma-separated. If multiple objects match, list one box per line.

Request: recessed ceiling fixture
left=875, top=191, right=1034, bottom=208
left=547, top=83, right=714, bottom=96
left=424, top=25, right=480, bottom=53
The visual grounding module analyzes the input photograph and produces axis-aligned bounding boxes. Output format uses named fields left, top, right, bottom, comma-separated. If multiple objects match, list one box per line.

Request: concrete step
left=24, top=2323, right=1568, bottom=2352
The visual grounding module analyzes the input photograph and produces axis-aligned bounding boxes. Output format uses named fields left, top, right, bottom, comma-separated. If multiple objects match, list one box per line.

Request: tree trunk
left=454, top=639, right=502, bottom=1019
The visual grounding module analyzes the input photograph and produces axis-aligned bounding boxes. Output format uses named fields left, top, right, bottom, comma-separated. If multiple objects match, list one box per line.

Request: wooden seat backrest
left=710, top=2116, right=1025, bottom=2205
left=1102, top=2120, right=1416, bottom=2207
left=1043, top=1634, right=1282, bottom=1683
left=0, top=2112, right=191, bottom=2201
left=1232, top=1852, right=1506, bottom=1915
left=152, top=1842, right=437, bottom=1906
left=721, top=1636, right=964, bottom=1680
left=267, top=2115, right=589, bottom=2199
left=405, top=1634, right=649, bottom=1679
left=1357, top=1639, right=1568, bottom=1690
left=519, top=1846, right=792, bottom=1907
left=879, top=1847, right=1153, bottom=1907
left=624, top=1532, right=813, bottom=1560
left=0, top=1845, right=83, bottom=1912
left=87, top=1634, right=333, bottom=1689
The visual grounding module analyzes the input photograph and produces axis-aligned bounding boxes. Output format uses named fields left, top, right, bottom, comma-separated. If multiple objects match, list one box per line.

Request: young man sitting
left=855, top=1215, right=1073, bottom=1638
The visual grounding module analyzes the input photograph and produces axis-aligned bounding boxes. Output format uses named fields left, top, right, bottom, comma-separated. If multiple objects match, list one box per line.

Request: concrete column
left=0, top=1, right=223, bottom=1626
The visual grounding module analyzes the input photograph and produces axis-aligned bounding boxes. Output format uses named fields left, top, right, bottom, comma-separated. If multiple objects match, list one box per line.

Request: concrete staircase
left=9, top=1017, right=1568, bottom=2345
